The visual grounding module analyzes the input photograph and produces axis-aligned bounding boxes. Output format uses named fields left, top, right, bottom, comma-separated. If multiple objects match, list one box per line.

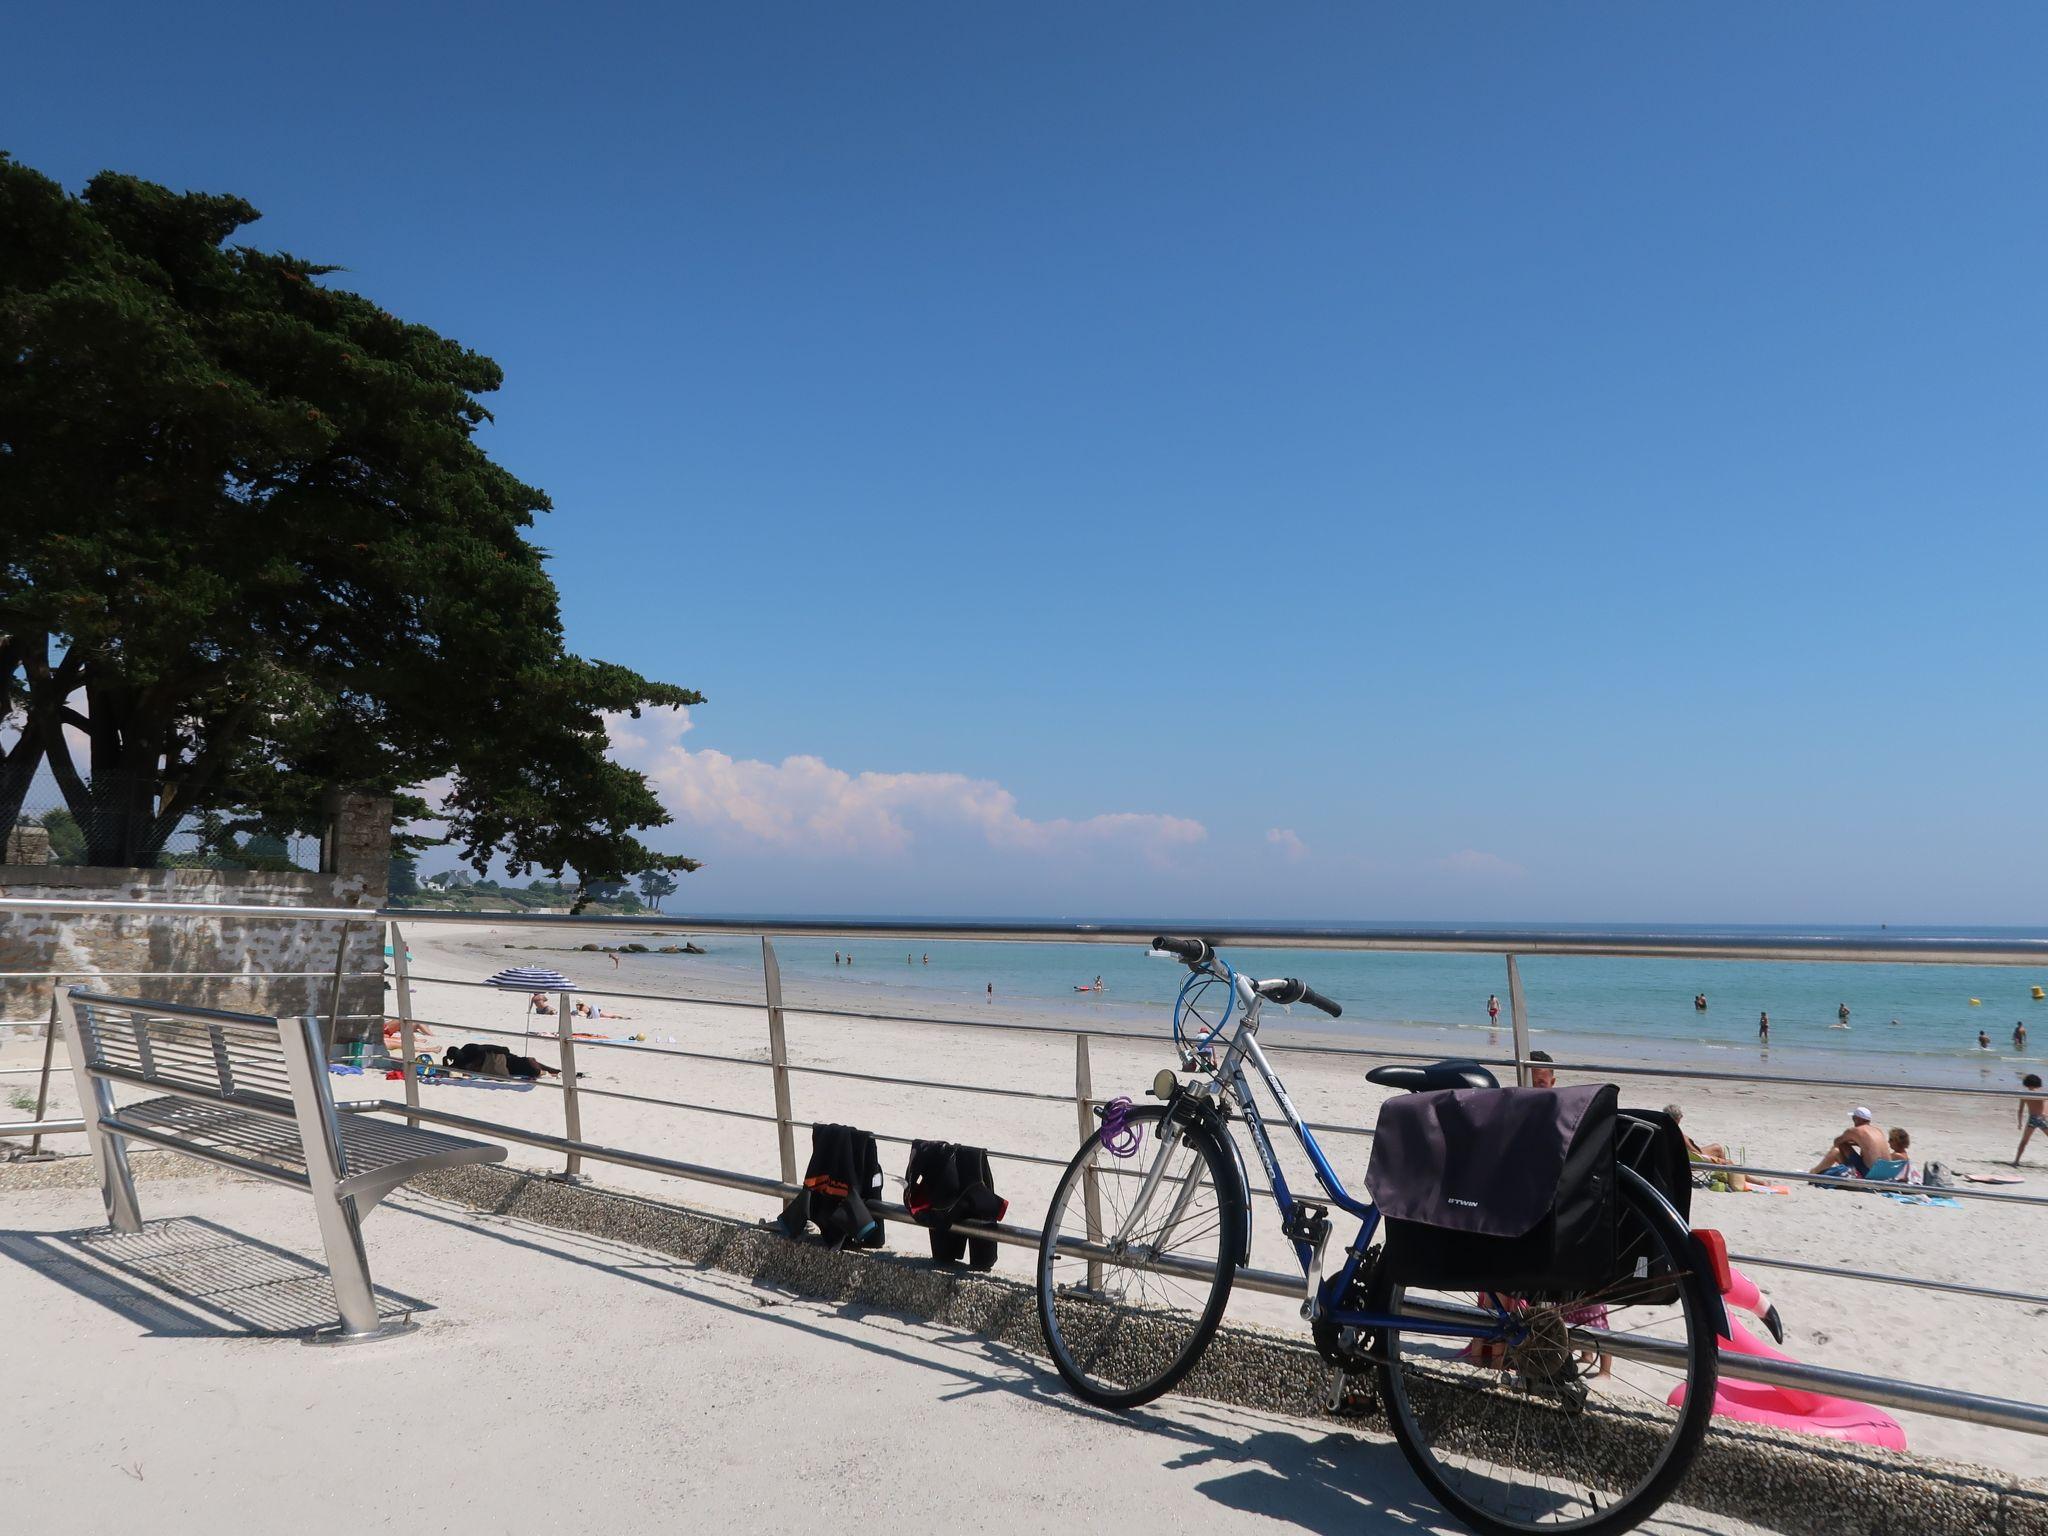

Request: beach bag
left=1367, top=1083, right=1618, bottom=1294
left=1613, top=1108, right=1690, bottom=1303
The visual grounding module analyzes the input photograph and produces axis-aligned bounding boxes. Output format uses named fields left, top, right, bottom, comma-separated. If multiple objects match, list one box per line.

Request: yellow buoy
left=2033, top=986, right=2044, bottom=1001
left=1969, top=998, right=1982, bottom=1006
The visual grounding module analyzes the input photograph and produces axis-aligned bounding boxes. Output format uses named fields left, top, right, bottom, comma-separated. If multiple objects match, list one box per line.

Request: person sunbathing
left=1812, top=1106, right=1886, bottom=1176
left=1665, top=1103, right=1729, bottom=1163
left=1881, top=1126, right=1917, bottom=1183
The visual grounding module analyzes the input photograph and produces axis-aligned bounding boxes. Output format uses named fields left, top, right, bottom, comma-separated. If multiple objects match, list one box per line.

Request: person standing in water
left=1838, top=1002, right=1851, bottom=1026
left=1980, top=1030, right=1993, bottom=1049
left=1758, top=1011, right=1770, bottom=1044
left=986, top=981, right=993, bottom=1002
left=1694, top=993, right=1708, bottom=1012
left=1487, top=994, right=1500, bottom=1027
left=2017, top=1074, right=2046, bottom=1165
left=2015, top=1020, right=2028, bottom=1049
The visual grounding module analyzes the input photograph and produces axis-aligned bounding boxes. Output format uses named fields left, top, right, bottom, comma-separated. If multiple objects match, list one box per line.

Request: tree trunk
left=0, top=737, right=43, bottom=849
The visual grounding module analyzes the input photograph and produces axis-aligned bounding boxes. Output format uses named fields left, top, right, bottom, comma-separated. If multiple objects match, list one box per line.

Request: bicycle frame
left=1125, top=964, right=1504, bottom=1343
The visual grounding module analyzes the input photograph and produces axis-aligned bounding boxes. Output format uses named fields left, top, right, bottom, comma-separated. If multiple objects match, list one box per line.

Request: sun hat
left=1848, top=1106, right=1872, bottom=1122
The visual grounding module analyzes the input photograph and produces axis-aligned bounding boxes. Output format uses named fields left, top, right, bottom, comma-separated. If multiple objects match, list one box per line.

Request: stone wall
left=0, top=795, right=393, bottom=1042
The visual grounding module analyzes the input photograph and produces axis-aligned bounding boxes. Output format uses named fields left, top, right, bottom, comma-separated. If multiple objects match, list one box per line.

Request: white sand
left=8, top=920, right=2045, bottom=1478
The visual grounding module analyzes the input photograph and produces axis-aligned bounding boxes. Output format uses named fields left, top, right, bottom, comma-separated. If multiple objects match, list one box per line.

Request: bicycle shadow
left=383, top=1197, right=1725, bottom=1536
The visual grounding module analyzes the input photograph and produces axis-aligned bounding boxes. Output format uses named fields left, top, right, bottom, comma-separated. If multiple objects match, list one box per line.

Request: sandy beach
left=8, top=919, right=2045, bottom=1478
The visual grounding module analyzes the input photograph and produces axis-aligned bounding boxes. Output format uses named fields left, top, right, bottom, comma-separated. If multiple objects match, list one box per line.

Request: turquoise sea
left=653, top=922, right=2048, bottom=1088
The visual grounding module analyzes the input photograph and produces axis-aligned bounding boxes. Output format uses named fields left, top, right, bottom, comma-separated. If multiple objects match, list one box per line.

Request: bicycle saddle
left=1364, top=1058, right=1500, bottom=1093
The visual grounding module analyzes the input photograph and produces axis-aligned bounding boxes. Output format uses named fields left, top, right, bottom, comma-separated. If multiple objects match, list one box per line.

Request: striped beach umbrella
left=485, top=966, right=577, bottom=991
left=486, top=966, right=576, bottom=1044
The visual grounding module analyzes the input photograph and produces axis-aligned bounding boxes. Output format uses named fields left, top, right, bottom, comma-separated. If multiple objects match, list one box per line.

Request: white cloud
left=1266, top=827, right=1308, bottom=862
left=606, top=708, right=1206, bottom=865
left=1436, top=848, right=1527, bottom=879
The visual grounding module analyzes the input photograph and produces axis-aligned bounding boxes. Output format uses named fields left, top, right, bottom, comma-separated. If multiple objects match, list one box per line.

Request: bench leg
left=303, top=1183, right=415, bottom=1346
left=58, top=995, right=142, bottom=1234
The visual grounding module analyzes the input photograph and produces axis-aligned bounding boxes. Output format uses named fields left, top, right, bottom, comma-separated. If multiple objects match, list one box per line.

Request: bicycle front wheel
left=1036, top=1103, right=1245, bottom=1409
left=1375, top=1168, right=1719, bottom=1536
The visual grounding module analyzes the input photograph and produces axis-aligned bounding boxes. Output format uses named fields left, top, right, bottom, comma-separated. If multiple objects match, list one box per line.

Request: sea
left=640, top=921, right=2048, bottom=1090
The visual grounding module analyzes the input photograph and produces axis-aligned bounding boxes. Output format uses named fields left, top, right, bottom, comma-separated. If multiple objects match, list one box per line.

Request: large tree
left=0, top=154, right=700, bottom=890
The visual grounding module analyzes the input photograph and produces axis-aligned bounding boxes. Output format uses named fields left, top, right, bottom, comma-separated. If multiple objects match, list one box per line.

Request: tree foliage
left=0, top=154, right=701, bottom=891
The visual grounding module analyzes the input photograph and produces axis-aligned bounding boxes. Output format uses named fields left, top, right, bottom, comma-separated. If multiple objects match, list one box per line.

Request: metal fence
left=1, top=895, right=2045, bottom=1441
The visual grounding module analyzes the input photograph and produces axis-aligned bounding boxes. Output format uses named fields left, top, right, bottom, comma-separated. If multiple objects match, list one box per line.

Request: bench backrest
left=66, top=990, right=325, bottom=1125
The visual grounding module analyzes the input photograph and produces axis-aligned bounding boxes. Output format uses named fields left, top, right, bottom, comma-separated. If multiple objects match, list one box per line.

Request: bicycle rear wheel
left=1036, top=1104, right=1245, bottom=1409
left=1374, top=1168, right=1719, bottom=1536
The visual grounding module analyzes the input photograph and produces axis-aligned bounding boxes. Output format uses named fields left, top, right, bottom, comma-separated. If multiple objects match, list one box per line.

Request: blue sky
left=10, top=4, right=2048, bottom=922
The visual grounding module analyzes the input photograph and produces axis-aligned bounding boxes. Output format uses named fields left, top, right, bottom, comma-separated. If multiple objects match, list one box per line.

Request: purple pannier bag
left=1366, top=1083, right=1619, bottom=1294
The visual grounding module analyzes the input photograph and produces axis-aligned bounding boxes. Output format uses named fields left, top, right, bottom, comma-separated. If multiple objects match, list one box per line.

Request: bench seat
left=108, top=1094, right=504, bottom=1211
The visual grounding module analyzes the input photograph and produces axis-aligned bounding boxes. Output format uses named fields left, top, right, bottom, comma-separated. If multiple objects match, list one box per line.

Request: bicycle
left=1036, top=937, right=1723, bottom=1536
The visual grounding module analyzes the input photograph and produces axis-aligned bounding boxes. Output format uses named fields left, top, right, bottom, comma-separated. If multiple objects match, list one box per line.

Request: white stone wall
left=0, top=865, right=387, bottom=1041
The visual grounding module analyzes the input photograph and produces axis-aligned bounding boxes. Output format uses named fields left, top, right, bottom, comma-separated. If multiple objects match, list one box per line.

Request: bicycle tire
left=1374, top=1167, right=1719, bottom=1536
left=1036, top=1104, right=1246, bottom=1409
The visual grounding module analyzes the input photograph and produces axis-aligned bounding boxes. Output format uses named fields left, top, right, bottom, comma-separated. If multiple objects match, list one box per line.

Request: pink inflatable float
left=1670, top=1265, right=1907, bottom=1451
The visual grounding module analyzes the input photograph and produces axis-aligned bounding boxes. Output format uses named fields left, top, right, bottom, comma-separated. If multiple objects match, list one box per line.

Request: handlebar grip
left=1151, top=936, right=1214, bottom=965
left=1258, top=977, right=1343, bottom=1018
left=1299, top=985, right=1342, bottom=1019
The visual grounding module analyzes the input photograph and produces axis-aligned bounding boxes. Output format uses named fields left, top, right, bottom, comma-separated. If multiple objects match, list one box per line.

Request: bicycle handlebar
left=1153, top=936, right=1342, bottom=1018
left=1257, top=976, right=1344, bottom=1018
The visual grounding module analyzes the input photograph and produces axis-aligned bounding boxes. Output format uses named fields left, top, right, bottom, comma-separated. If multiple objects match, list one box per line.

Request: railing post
left=391, top=922, right=420, bottom=1128
left=25, top=986, right=60, bottom=1161
left=761, top=938, right=798, bottom=1188
left=555, top=990, right=584, bottom=1181
left=324, top=917, right=354, bottom=1056
left=1075, top=1033, right=1104, bottom=1290
left=1506, top=954, right=1531, bottom=1087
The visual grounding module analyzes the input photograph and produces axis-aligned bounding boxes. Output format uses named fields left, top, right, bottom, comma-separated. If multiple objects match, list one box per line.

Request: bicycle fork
left=1108, top=1115, right=1206, bottom=1267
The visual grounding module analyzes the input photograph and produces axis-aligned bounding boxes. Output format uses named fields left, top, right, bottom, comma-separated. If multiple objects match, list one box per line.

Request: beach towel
left=1883, top=1192, right=1962, bottom=1209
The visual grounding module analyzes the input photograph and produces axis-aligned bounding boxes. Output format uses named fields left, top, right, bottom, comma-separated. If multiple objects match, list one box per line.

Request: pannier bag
left=1366, top=1083, right=1618, bottom=1294
left=777, top=1123, right=888, bottom=1249
left=1613, top=1107, right=1691, bottom=1303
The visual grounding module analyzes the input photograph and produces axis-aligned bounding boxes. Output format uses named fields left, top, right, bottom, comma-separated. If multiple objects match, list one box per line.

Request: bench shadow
left=0, top=1216, right=429, bottom=1338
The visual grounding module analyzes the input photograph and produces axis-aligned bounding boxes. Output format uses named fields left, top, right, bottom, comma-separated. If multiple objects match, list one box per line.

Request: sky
left=9, top=4, right=2048, bottom=923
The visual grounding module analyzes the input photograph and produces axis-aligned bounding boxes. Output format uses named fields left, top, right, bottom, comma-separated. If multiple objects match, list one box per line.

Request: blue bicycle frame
left=1163, top=967, right=1507, bottom=1343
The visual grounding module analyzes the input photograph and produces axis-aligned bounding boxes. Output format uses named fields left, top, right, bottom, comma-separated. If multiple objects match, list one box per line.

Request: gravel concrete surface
left=0, top=1170, right=1786, bottom=1536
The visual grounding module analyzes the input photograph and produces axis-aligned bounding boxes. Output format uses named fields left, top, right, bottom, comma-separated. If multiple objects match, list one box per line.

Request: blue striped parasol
left=486, top=966, right=577, bottom=991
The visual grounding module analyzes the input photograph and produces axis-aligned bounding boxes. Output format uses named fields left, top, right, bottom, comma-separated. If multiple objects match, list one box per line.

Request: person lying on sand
left=1812, top=1106, right=1886, bottom=1176
left=1664, top=1103, right=1728, bottom=1163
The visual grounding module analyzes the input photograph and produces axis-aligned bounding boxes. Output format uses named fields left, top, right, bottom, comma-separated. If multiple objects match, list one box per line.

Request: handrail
left=402, top=973, right=2047, bottom=1103
left=7, top=895, right=2048, bottom=964
left=357, top=1095, right=2048, bottom=1439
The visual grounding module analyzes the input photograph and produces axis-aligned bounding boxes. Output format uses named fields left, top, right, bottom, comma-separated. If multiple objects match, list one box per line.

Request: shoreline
left=466, top=937, right=2047, bottom=1093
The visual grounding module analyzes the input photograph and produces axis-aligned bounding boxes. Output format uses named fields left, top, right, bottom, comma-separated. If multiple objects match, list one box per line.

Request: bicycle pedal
left=1325, top=1368, right=1378, bottom=1417
left=1282, top=1202, right=1331, bottom=1248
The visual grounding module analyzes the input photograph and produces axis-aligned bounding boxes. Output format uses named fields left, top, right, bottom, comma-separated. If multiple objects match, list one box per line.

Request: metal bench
left=57, top=986, right=505, bottom=1344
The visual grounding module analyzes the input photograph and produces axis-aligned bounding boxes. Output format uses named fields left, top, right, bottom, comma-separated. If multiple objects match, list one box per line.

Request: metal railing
left=1, top=894, right=2045, bottom=1441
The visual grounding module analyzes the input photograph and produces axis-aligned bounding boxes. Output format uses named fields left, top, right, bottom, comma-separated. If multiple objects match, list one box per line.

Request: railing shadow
left=390, top=1193, right=1465, bottom=1536
left=0, top=1215, right=428, bottom=1338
